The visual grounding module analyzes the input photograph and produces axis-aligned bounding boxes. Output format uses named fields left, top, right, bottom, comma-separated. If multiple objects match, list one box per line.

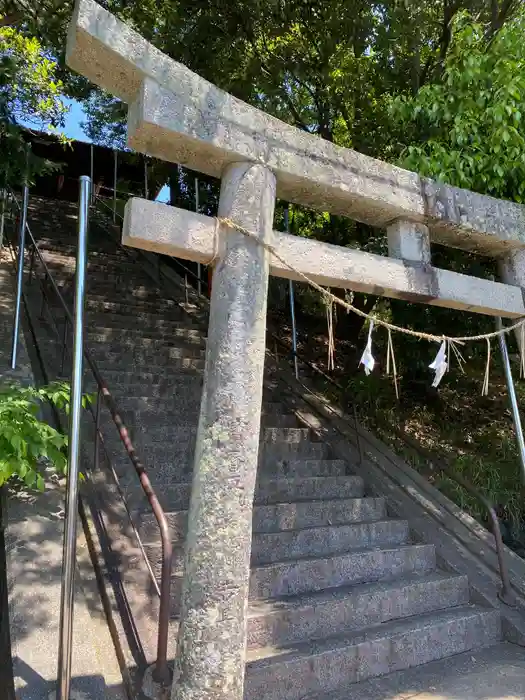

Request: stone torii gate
left=67, top=1, right=525, bottom=698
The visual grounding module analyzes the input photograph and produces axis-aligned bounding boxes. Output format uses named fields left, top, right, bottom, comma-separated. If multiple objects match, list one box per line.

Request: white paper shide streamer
left=429, top=339, right=448, bottom=387
left=359, top=320, right=376, bottom=376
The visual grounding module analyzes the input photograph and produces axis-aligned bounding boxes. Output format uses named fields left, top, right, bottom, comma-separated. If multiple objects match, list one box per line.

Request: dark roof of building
left=25, top=129, right=160, bottom=202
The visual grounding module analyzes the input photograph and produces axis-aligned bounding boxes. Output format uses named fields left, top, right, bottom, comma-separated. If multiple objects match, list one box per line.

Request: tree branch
left=494, top=0, right=519, bottom=34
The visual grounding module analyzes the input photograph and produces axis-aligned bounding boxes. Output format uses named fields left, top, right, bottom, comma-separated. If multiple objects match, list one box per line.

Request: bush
left=0, top=382, right=85, bottom=491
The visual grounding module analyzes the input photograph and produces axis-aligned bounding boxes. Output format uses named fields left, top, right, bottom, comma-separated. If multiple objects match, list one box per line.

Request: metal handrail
left=373, top=416, right=515, bottom=605
left=5, top=190, right=173, bottom=686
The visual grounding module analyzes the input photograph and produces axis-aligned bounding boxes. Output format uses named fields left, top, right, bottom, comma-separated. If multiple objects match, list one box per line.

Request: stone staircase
left=23, top=196, right=502, bottom=699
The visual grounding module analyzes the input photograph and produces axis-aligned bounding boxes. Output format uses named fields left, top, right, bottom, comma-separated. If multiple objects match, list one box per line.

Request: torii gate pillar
left=173, top=162, right=276, bottom=700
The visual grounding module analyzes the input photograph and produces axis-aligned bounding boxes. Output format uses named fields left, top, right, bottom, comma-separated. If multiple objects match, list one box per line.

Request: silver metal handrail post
left=10, top=185, right=29, bottom=369
left=284, top=206, right=299, bottom=379
left=195, top=177, right=202, bottom=296
left=0, top=188, right=6, bottom=249
left=57, top=176, right=91, bottom=700
left=496, top=317, right=525, bottom=485
left=90, top=144, right=94, bottom=204
left=113, top=149, right=117, bottom=222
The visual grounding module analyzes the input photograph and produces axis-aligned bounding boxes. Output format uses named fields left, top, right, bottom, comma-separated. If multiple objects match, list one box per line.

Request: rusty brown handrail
left=385, top=425, right=515, bottom=607
left=5, top=191, right=173, bottom=686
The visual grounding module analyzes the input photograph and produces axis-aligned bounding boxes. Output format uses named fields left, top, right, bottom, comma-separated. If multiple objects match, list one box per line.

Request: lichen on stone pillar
left=171, top=162, right=276, bottom=700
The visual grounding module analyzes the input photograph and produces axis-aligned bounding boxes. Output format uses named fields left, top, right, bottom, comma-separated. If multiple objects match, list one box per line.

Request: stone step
left=39, top=243, right=122, bottom=257
left=86, top=298, right=189, bottom=320
left=88, top=339, right=207, bottom=360
left=109, top=449, right=346, bottom=487
left=87, top=326, right=206, bottom=345
left=249, top=544, right=436, bottom=599
left=107, top=398, right=303, bottom=423
left=250, top=519, right=410, bottom=565
left=91, top=385, right=292, bottom=427
left=87, top=271, right=154, bottom=287
left=244, top=606, right=500, bottom=700
left=84, top=375, right=203, bottom=399
left=87, top=280, right=162, bottom=297
left=252, top=497, right=384, bottom=533
left=135, top=497, right=386, bottom=544
left=104, top=431, right=330, bottom=463
left=86, top=312, right=203, bottom=333
left=115, top=476, right=365, bottom=513
left=103, top=428, right=330, bottom=465
left=145, top=518, right=409, bottom=579
left=89, top=369, right=203, bottom=389
left=260, top=441, right=331, bottom=464
left=246, top=571, right=470, bottom=649
left=86, top=283, right=165, bottom=299
left=92, top=352, right=205, bottom=373
left=87, top=291, right=183, bottom=314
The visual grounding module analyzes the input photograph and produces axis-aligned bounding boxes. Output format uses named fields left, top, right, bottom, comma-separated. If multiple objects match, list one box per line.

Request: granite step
left=91, top=352, right=205, bottom=373
left=86, top=283, right=165, bottom=298
left=244, top=606, right=500, bottom=700
left=85, top=298, right=190, bottom=321
left=108, top=449, right=346, bottom=486
left=249, top=544, right=436, bottom=599
left=86, top=312, right=203, bottom=333
left=250, top=519, right=410, bottom=565
left=87, top=271, right=156, bottom=286
left=84, top=375, right=203, bottom=398
left=88, top=369, right=203, bottom=389
left=88, top=339, right=206, bottom=359
left=144, top=518, right=409, bottom=579
left=86, top=326, right=206, bottom=345
left=309, top=644, right=523, bottom=700
left=87, top=292, right=183, bottom=314
left=135, top=497, right=386, bottom=544
left=246, top=571, right=470, bottom=649
left=104, top=430, right=330, bottom=461
left=111, top=476, right=365, bottom=512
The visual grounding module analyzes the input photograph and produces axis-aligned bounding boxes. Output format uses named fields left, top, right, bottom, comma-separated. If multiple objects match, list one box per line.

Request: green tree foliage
left=0, top=382, right=93, bottom=491
left=0, top=20, right=67, bottom=187
left=392, top=6, right=525, bottom=202
left=0, top=383, right=70, bottom=491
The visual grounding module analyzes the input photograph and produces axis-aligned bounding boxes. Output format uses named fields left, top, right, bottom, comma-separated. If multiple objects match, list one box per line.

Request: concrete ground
left=1, top=252, right=126, bottom=700
left=340, top=643, right=525, bottom=700
left=7, top=487, right=126, bottom=700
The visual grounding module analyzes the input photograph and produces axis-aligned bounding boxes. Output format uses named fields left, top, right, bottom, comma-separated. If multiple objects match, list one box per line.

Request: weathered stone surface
left=250, top=519, right=409, bottom=565
left=123, top=199, right=525, bottom=318
left=250, top=544, right=436, bottom=599
left=246, top=572, right=469, bottom=649
left=387, top=220, right=431, bottom=263
left=244, top=606, right=500, bottom=700
left=67, top=0, right=525, bottom=254
left=171, top=163, right=276, bottom=700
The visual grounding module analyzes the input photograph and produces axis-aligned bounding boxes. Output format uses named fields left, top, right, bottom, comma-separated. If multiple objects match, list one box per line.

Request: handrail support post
left=10, top=185, right=29, bottom=369
left=56, top=176, right=91, bottom=700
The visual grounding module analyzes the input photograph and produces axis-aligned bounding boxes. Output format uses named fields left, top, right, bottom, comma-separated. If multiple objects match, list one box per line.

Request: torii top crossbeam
left=66, top=0, right=525, bottom=319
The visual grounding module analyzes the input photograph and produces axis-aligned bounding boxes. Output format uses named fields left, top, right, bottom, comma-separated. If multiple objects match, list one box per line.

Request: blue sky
left=58, top=98, right=171, bottom=202
left=61, top=97, right=89, bottom=142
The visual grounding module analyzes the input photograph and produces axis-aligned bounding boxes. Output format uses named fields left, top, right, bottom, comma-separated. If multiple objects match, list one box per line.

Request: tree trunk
left=0, top=487, right=15, bottom=700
